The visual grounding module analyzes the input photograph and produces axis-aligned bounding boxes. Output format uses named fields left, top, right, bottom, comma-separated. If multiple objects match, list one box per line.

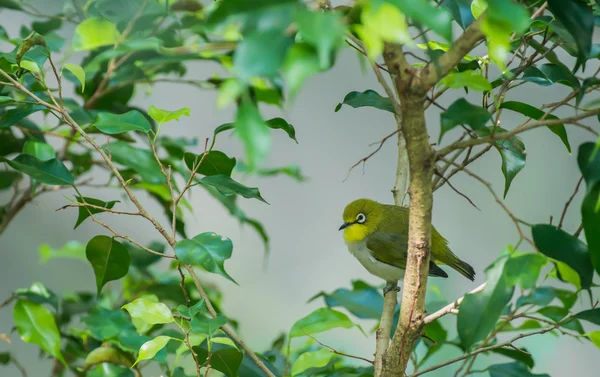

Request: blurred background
left=0, top=1, right=598, bottom=376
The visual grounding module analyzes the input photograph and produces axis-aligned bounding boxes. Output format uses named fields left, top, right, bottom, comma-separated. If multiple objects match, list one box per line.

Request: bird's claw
left=383, top=283, right=400, bottom=296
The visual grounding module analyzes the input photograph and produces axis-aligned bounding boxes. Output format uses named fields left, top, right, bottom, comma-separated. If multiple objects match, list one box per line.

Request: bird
left=339, top=198, right=475, bottom=294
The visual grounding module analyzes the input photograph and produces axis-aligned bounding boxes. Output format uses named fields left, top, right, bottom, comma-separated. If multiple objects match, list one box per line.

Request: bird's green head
left=339, top=198, right=384, bottom=243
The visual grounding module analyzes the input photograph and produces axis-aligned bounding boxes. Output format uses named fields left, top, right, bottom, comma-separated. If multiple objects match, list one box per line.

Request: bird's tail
left=449, top=255, right=476, bottom=281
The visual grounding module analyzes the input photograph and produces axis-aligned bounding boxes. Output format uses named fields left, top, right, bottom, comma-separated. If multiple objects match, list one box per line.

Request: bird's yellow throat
left=343, top=225, right=369, bottom=244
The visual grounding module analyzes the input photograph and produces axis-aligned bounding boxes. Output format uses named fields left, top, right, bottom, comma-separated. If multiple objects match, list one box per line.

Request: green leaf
left=0, top=0, right=21, bottom=10
left=547, top=0, right=593, bottom=71
left=335, top=90, right=394, bottom=113
left=0, top=171, right=20, bottom=190
left=83, top=308, right=135, bottom=341
left=516, top=287, right=576, bottom=309
left=194, top=342, right=243, bottom=377
left=576, top=77, right=600, bottom=107
left=390, top=0, right=453, bottom=41
left=537, top=306, right=584, bottom=333
left=311, top=281, right=383, bottom=320
left=132, top=335, right=172, bottom=367
left=38, top=241, right=86, bottom=263
left=1, top=155, right=74, bottom=185
left=587, top=330, right=600, bottom=349
left=575, top=308, right=600, bottom=325
left=296, top=9, right=346, bottom=69
left=282, top=43, right=320, bottom=98
left=578, top=142, right=600, bottom=191
left=175, top=232, right=237, bottom=284
left=235, top=102, right=270, bottom=170
left=581, top=183, right=600, bottom=276
left=72, top=18, right=120, bottom=51
left=355, top=2, right=412, bottom=59
left=499, top=101, right=571, bottom=153
left=289, top=308, right=362, bottom=338
left=85, top=235, right=131, bottom=295
left=61, top=63, right=85, bottom=93
left=184, top=151, right=236, bottom=177
left=266, top=117, right=298, bottom=142
left=13, top=299, right=65, bottom=364
left=504, top=252, right=547, bottom=289
left=440, top=69, right=492, bottom=91
left=74, top=196, right=119, bottom=229
left=191, top=313, right=227, bottom=336
left=457, top=257, right=514, bottom=349
left=292, top=348, right=335, bottom=376
left=122, top=298, right=173, bottom=325
left=520, top=64, right=580, bottom=89
left=104, top=141, right=165, bottom=184
left=0, top=104, right=45, bottom=128
left=489, top=362, right=549, bottom=377
left=554, top=261, right=582, bottom=289
left=84, top=346, right=134, bottom=370
left=480, top=0, right=530, bottom=70
left=148, top=106, right=190, bottom=125
left=94, top=110, right=152, bottom=135
left=439, top=98, right=491, bottom=142
left=87, top=364, right=135, bottom=377
left=532, top=224, right=593, bottom=289
left=23, top=140, right=55, bottom=161
left=14, top=282, right=59, bottom=310
left=490, top=348, right=534, bottom=369
left=442, top=0, right=475, bottom=30
left=234, top=29, right=293, bottom=79
left=477, top=127, right=526, bottom=198
left=200, top=174, right=268, bottom=203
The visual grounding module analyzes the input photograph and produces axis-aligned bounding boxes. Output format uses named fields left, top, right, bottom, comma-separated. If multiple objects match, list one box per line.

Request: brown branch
left=302, top=331, right=374, bottom=365
left=55, top=202, right=140, bottom=216
left=558, top=176, right=584, bottom=229
left=345, top=129, right=400, bottom=181
left=423, top=283, right=486, bottom=324
left=411, top=315, right=570, bottom=377
left=437, top=108, right=600, bottom=157
left=434, top=172, right=480, bottom=210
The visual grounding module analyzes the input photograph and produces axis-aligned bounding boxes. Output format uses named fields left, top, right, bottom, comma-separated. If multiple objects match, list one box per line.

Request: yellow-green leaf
left=122, top=298, right=173, bottom=325
left=62, top=63, right=85, bottom=92
left=72, top=18, right=120, bottom=51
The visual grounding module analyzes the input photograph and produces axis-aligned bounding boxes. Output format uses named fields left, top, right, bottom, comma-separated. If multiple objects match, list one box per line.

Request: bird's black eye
left=356, top=213, right=366, bottom=224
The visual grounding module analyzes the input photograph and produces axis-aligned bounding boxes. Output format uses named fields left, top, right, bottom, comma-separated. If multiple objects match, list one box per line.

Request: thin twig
left=558, top=176, right=584, bottom=229
left=302, top=331, right=374, bottom=365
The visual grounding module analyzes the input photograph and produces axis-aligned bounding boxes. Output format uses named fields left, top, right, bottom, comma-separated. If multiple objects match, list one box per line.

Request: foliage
left=1, top=1, right=600, bottom=377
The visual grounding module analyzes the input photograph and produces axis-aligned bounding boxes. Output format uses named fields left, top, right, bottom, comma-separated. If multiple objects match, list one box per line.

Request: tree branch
left=422, top=16, right=485, bottom=89
left=423, top=283, right=486, bottom=324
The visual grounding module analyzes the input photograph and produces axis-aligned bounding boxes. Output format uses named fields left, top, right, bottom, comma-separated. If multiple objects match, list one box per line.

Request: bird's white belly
left=346, top=240, right=404, bottom=282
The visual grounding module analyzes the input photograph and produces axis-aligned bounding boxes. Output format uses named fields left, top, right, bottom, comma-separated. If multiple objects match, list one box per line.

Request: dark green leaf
left=0, top=353, right=9, bottom=364
left=547, top=0, right=593, bottom=71
left=200, top=174, right=268, bottom=203
left=191, top=313, right=227, bottom=336
left=235, top=102, right=270, bottom=170
left=499, top=101, right=571, bottom=153
left=489, top=362, right=549, bottom=377
left=537, top=306, right=584, bottom=333
left=32, top=18, right=62, bottom=35
left=125, top=241, right=164, bottom=268
left=74, top=197, right=119, bottom=229
left=82, top=308, right=135, bottom=341
left=311, top=281, right=383, bottom=319
left=575, top=308, right=600, bottom=325
left=335, top=90, right=394, bottom=113
left=390, top=0, right=453, bottom=41
left=207, top=0, right=299, bottom=29
left=1, top=154, right=74, bottom=185
left=104, top=142, right=165, bottom=184
left=13, top=299, right=65, bottom=364
left=0, top=0, right=21, bottom=10
left=490, top=348, right=534, bottom=369
left=532, top=224, right=593, bottom=289
left=442, top=0, right=475, bottom=29
left=87, top=364, right=135, bottom=377
left=184, top=151, right=236, bottom=177
left=439, top=98, right=491, bottom=142
left=295, top=9, right=346, bottom=69
left=457, top=257, right=514, bottom=349
left=520, top=64, right=580, bottom=89
left=0, top=104, right=45, bottom=128
left=504, top=252, right=547, bottom=289
left=14, top=282, right=59, bottom=310
left=581, top=183, right=600, bottom=276
left=85, top=235, right=131, bottom=295
left=94, top=110, right=152, bottom=135
left=194, top=341, right=243, bottom=377
left=578, top=142, right=600, bottom=191
left=175, top=232, right=237, bottom=284
left=289, top=308, right=361, bottom=338
left=234, top=29, right=293, bottom=79
left=266, top=117, right=297, bottom=142
left=515, top=287, right=576, bottom=309
left=576, top=77, right=600, bottom=106
left=83, top=346, right=134, bottom=370
left=0, top=171, right=20, bottom=190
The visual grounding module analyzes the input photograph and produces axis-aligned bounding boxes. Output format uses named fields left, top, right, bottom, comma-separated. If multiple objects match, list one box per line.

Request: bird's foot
left=383, top=282, right=400, bottom=296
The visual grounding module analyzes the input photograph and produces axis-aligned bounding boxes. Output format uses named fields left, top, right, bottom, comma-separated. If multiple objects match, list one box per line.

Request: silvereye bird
left=339, top=198, right=475, bottom=293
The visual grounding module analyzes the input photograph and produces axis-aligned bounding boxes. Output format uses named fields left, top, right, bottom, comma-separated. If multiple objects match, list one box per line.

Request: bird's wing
left=366, top=232, right=448, bottom=278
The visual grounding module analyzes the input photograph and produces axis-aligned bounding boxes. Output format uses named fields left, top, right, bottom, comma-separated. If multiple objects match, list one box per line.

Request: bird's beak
left=338, top=222, right=351, bottom=231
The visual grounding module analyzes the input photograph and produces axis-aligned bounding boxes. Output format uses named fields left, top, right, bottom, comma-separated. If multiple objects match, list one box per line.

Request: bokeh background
left=1, top=1, right=598, bottom=376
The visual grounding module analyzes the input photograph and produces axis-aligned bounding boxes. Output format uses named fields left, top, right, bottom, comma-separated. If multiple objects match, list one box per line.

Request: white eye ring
left=356, top=213, right=366, bottom=224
